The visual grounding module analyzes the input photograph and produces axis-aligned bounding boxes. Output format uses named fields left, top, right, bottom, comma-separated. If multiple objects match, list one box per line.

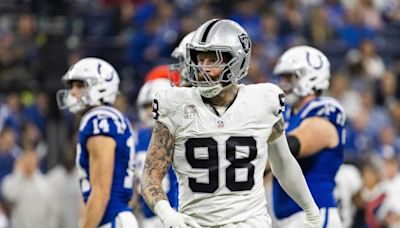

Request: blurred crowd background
left=0, top=0, right=400, bottom=227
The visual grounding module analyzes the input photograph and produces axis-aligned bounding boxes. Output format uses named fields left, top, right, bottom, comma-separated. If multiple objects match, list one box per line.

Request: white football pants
left=99, top=211, right=139, bottom=228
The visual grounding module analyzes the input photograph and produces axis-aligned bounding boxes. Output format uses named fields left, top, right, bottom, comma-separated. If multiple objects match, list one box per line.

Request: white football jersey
left=154, top=83, right=284, bottom=227
left=334, top=164, right=362, bottom=228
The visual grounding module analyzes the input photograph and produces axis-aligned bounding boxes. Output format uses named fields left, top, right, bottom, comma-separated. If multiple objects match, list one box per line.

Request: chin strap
left=198, top=84, right=223, bottom=98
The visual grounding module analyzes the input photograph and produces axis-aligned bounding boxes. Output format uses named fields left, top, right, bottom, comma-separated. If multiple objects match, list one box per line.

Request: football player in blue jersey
left=272, top=46, right=346, bottom=227
left=135, top=77, right=179, bottom=228
left=56, top=57, right=138, bottom=228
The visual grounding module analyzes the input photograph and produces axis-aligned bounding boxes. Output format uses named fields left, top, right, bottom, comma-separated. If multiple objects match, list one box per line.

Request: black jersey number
left=152, top=99, right=160, bottom=120
left=185, top=136, right=257, bottom=193
left=278, top=93, right=285, bottom=114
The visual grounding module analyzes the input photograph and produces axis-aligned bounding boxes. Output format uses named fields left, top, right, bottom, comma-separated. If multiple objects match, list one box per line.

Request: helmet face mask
left=187, top=48, right=234, bottom=87
left=169, top=56, right=189, bottom=86
left=57, top=57, right=120, bottom=113
left=279, top=73, right=297, bottom=95
left=186, top=19, right=251, bottom=97
left=56, top=87, right=88, bottom=114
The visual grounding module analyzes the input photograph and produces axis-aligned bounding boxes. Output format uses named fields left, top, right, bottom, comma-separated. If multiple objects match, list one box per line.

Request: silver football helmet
left=186, top=19, right=252, bottom=98
left=170, top=31, right=195, bottom=86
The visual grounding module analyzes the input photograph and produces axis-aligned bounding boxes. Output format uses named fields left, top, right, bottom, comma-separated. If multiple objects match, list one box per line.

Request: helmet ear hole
left=189, top=49, right=199, bottom=64
left=314, top=89, right=323, bottom=96
left=221, top=52, right=232, bottom=63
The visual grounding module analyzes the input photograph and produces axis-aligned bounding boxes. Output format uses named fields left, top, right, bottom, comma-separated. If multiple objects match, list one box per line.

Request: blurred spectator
left=305, top=5, right=333, bottom=46
left=22, top=92, right=49, bottom=136
left=360, top=90, right=391, bottom=137
left=3, top=93, right=23, bottom=139
left=125, top=16, right=158, bottom=76
left=0, top=13, right=39, bottom=91
left=360, top=39, right=385, bottom=79
left=375, top=71, right=399, bottom=107
left=353, top=159, right=384, bottom=228
left=0, top=101, right=10, bottom=137
left=47, top=151, right=80, bottom=228
left=324, top=0, right=346, bottom=31
left=345, top=108, right=375, bottom=160
left=383, top=0, right=400, bottom=23
left=389, top=102, right=400, bottom=133
left=245, top=52, right=268, bottom=84
left=344, top=49, right=365, bottom=90
left=329, top=73, right=362, bottom=120
left=0, top=127, right=20, bottom=198
left=277, top=0, right=304, bottom=46
left=229, top=1, right=262, bottom=41
left=259, top=13, right=281, bottom=71
left=81, top=0, right=119, bottom=38
left=359, top=0, right=383, bottom=31
left=376, top=126, right=400, bottom=157
left=1, top=149, right=56, bottom=228
left=147, top=1, right=179, bottom=62
left=339, top=8, right=374, bottom=48
left=377, top=154, right=400, bottom=227
left=20, top=122, right=48, bottom=170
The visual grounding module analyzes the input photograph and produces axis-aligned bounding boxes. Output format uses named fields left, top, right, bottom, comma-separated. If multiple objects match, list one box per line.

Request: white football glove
left=154, top=200, right=201, bottom=228
left=304, top=205, right=321, bottom=228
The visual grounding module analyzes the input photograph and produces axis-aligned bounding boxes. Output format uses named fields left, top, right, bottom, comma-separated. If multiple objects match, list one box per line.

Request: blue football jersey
left=76, top=106, right=135, bottom=225
left=134, top=127, right=179, bottom=218
left=273, top=96, right=346, bottom=219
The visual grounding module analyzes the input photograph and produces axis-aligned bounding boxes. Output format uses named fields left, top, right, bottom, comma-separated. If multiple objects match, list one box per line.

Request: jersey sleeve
left=264, top=83, right=285, bottom=124
left=152, top=89, right=178, bottom=135
left=301, top=98, right=346, bottom=129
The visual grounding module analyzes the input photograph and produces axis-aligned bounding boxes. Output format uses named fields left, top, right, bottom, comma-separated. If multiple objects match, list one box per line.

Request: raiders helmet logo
left=238, top=34, right=251, bottom=54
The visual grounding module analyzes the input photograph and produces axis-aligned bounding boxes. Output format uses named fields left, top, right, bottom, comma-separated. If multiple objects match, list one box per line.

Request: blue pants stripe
left=323, top=208, right=329, bottom=228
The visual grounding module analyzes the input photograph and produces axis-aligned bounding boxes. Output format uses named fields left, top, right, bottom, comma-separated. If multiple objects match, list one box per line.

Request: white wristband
left=304, top=204, right=320, bottom=221
left=154, top=200, right=175, bottom=221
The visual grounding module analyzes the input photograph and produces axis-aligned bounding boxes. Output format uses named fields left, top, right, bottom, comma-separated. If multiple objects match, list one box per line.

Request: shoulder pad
left=80, top=106, right=128, bottom=136
left=300, top=97, right=346, bottom=127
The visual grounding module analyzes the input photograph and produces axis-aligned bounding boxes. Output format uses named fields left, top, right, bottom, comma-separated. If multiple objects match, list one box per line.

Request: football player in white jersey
left=141, top=19, right=321, bottom=228
left=57, top=58, right=138, bottom=228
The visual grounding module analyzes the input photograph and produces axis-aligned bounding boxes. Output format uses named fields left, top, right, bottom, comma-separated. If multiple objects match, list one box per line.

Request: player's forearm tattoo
left=141, top=121, right=175, bottom=210
left=268, top=117, right=285, bottom=142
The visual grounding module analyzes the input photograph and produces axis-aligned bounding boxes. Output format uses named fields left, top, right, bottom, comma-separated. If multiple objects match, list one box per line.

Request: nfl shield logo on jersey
left=217, top=119, right=224, bottom=128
